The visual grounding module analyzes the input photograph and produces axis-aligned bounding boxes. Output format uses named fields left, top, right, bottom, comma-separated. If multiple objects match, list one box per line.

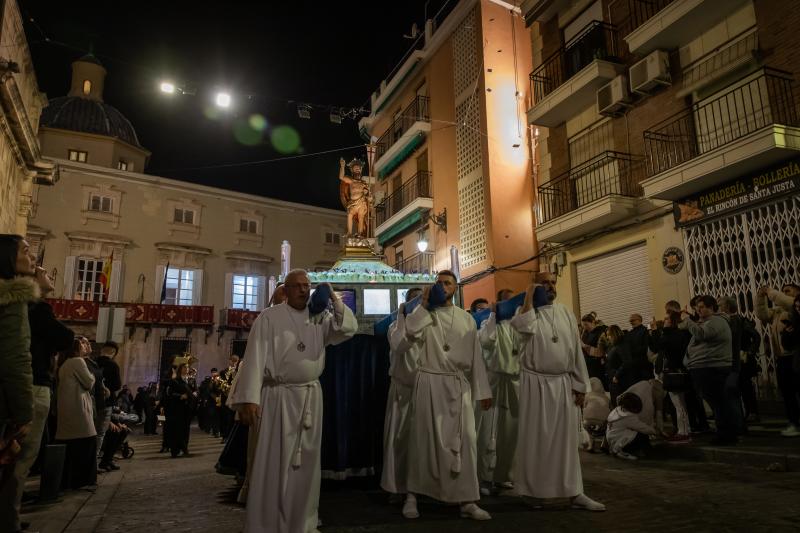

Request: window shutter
left=224, top=273, right=233, bottom=309
left=155, top=265, right=167, bottom=303
left=192, top=270, right=204, bottom=305
left=257, top=276, right=267, bottom=310
left=63, top=256, right=77, bottom=299
left=109, top=259, right=124, bottom=302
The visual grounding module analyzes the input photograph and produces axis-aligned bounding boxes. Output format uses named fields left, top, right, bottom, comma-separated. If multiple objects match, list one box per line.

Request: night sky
left=23, top=1, right=453, bottom=210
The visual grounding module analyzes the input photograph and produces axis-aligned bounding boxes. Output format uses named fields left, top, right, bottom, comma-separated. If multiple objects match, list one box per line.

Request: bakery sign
left=674, top=157, right=800, bottom=226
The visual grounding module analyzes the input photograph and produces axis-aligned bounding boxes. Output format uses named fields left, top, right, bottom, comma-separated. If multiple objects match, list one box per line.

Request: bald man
left=510, top=272, right=604, bottom=511
left=229, top=269, right=357, bottom=532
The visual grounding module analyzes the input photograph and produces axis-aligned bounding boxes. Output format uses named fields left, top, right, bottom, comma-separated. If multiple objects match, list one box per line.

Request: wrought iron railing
left=536, top=151, right=643, bottom=225
left=375, top=96, right=431, bottom=161
left=616, top=0, right=676, bottom=39
left=394, top=251, right=435, bottom=274
left=643, top=69, right=798, bottom=176
left=529, top=21, right=621, bottom=106
left=375, top=171, right=432, bottom=227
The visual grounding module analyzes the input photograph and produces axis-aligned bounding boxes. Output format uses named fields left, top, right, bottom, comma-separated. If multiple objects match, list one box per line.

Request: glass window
left=239, top=218, right=258, bottom=234
left=68, top=150, right=88, bottom=162
left=363, top=288, right=391, bottom=315
left=88, top=194, right=112, bottom=213
left=173, top=208, right=196, bottom=225
left=82, top=79, right=92, bottom=95
left=232, top=275, right=260, bottom=311
left=165, top=267, right=194, bottom=306
left=75, top=258, right=105, bottom=301
left=117, top=160, right=129, bottom=171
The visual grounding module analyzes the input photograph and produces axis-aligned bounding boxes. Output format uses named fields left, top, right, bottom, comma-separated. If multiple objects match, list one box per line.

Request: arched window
left=82, top=80, right=92, bottom=95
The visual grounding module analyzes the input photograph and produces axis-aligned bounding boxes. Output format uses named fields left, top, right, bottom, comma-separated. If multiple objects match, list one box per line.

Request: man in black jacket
left=94, top=342, right=122, bottom=458
left=14, top=267, right=73, bottom=516
left=719, top=296, right=746, bottom=435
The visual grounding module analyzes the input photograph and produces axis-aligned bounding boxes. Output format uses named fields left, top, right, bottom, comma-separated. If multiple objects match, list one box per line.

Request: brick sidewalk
left=20, top=426, right=800, bottom=532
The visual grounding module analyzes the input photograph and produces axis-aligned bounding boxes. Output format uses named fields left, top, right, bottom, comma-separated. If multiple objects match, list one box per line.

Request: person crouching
left=606, top=392, right=656, bottom=461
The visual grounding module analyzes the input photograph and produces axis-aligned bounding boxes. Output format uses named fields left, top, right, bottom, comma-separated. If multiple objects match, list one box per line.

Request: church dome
left=40, top=96, right=142, bottom=147
left=39, top=54, right=143, bottom=148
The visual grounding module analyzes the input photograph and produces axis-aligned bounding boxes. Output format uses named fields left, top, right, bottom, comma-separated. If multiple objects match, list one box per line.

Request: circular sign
left=662, top=247, right=685, bottom=274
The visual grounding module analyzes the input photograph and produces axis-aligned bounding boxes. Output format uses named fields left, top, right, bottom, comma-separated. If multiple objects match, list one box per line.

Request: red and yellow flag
left=99, top=251, right=113, bottom=301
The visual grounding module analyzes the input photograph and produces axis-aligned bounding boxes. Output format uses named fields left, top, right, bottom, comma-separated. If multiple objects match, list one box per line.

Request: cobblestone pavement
left=33, top=426, right=800, bottom=533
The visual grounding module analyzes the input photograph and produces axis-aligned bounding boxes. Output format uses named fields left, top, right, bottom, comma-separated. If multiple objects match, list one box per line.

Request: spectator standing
left=12, top=267, right=73, bottom=519
left=94, top=342, right=121, bottom=453
left=55, top=337, right=98, bottom=489
left=142, top=383, right=159, bottom=435
left=601, top=326, right=625, bottom=406
left=756, top=284, right=800, bottom=437
left=719, top=296, right=746, bottom=435
left=652, top=312, right=692, bottom=443
left=0, top=235, right=39, bottom=533
left=580, top=314, right=607, bottom=388
left=680, top=296, right=737, bottom=445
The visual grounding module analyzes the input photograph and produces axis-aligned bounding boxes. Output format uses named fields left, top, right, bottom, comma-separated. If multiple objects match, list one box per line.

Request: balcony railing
left=537, top=151, right=643, bottom=224
left=616, top=0, right=675, bottom=39
left=375, top=96, right=431, bottom=161
left=643, top=69, right=799, bottom=176
left=394, top=251, right=435, bottom=274
left=529, top=21, right=621, bottom=107
left=375, top=170, right=432, bottom=227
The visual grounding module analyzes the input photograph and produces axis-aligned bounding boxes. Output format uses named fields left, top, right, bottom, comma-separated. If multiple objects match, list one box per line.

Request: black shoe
left=159, top=447, right=168, bottom=453
left=20, top=522, right=30, bottom=530
left=99, top=462, right=120, bottom=471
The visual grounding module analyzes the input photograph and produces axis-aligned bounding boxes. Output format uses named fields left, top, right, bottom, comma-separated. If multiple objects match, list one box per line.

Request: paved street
left=23, top=426, right=800, bottom=533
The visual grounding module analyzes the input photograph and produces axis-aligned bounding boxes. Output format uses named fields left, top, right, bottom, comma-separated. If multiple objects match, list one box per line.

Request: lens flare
left=248, top=114, right=267, bottom=131
left=233, top=118, right=263, bottom=146
left=270, top=125, right=301, bottom=154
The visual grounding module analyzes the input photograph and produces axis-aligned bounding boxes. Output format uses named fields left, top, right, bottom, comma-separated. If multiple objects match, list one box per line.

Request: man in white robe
left=509, top=272, right=605, bottom=511
left=230, top=270, right=357, bottom=533
left=402, top=270, right=493, bottom=521
left=476, top=289, right=520, bottom=494
left=381, top=287, right=422, bottom=496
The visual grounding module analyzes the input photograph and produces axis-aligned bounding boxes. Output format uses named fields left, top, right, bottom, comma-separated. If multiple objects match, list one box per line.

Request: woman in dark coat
left=0, top=234, right=39, bottom=533
left=165, top=364, right=194, bottom=457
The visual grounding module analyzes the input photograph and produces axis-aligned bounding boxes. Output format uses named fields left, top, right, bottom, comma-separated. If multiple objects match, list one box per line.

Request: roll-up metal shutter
left=575, top=243, right=655, bottom=329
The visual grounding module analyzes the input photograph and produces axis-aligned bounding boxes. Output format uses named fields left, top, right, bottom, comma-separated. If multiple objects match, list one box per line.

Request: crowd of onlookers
left=0, top=235, right=140, bottom=533
left=579, top=283, right=800, bottom=460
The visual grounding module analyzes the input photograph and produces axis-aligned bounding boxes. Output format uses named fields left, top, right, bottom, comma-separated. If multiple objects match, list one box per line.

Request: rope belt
left=264, top=377, right=318, bottom=468
left=417, top=367, right=466, bottom=474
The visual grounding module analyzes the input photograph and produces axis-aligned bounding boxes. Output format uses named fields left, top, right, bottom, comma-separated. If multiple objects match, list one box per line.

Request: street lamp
left=417, top=227, right=429, bottom=253
left=160, top=81, right=176, bottom=94
left=215, top=91, right=232, bottom=108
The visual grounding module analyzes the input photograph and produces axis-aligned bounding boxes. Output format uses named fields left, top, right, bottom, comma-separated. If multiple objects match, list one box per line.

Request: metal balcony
left=373, top=96, right=431, bottom=178
left=528, top=21, right=624, bottom=127
left=641, top=69, right=800, bottom=199
left=536, top=151, right=644, bottom=242
left=394, top=251, right=435, bottom=275
left=375, top=171, right=434, bottom=245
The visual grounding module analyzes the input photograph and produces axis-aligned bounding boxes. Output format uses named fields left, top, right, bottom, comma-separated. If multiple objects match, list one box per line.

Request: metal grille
left=683, top=194, right=800, bottom=390
left=452, top=7, right=479, bottom=97
left=453, top=8, right=487, bottom=270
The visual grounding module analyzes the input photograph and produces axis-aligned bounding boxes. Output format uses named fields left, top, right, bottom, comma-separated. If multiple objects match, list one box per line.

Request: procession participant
left=230, top=270, right=356, bottom=533
left=380, top=287, right=422, bottom=498
left=509, top=272, right=605, bottom=511
left=476, top=289, right=520, bottom=495
left=234, top=283, right=286, bottom=504
left=402, top=270, right=493, bottom=521
left=164, top=363, right=194, bottom=457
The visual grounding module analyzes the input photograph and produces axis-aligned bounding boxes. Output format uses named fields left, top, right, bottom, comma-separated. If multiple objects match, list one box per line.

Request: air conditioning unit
left=629, top=50, right=671, bottom=95
left=597, top=75, right=631, bottom=115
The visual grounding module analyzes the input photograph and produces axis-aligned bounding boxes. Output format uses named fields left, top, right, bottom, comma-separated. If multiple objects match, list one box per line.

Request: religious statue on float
left=339, top=157, right=372, bottom=239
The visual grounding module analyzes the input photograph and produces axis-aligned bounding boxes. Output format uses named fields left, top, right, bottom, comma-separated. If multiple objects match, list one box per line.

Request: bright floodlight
left=216, top=92, right=231, bottom=108
left=417, top=238, right=429, bottom=253
left=160, top=82, right=176, bottom=94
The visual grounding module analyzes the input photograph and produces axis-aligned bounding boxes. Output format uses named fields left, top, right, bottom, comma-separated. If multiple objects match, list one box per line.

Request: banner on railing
left=673, top=157, right=800, bottom=227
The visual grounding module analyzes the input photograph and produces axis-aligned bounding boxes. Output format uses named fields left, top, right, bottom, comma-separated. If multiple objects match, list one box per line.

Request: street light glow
left=417, top=238, right=429, bottom=253
left=160, top=82, right=176, bottom=94
left=216, top=92, right=231, bottom=108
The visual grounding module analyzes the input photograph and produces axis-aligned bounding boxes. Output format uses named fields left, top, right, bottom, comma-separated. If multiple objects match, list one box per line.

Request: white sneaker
left=571, top=493, right=606, bottom=512
left=402, top=495, right=419, bottom=519
left=479, top=481, right=492, bottom=496
left=780, top=424, right=800, bottom=438
left=615, top=451, right=638, bottom=461
left=460, top=502, right=492, bottom=520
left=499, top=481, right=514, bottom=490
